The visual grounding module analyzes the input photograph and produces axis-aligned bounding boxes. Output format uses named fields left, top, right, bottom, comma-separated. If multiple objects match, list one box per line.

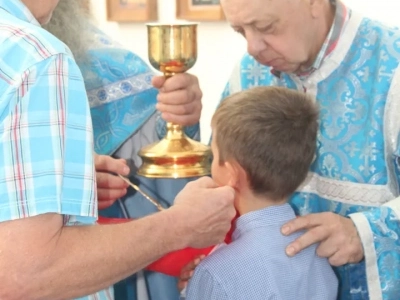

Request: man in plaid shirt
left=0, top=1, right=236, bottom=299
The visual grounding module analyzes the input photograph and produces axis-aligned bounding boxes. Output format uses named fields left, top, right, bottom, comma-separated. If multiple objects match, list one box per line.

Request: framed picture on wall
left=106, top=0, right=158, bottom=22
left=176, top=0, right=225, bottom=21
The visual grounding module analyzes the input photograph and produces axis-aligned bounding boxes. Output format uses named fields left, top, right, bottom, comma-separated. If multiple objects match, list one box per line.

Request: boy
left=185, top=86, right=338, bottom=299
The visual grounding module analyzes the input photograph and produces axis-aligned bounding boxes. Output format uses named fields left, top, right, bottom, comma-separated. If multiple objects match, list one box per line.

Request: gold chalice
left=137, top=23, right=212, bottom=178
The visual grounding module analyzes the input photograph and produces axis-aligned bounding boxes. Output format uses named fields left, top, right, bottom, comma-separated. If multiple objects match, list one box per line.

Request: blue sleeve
left=348, top=133, right=400, bottom=299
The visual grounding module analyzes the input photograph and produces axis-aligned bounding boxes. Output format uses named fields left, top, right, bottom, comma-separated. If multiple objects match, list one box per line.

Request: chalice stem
left=163, top=71, right=186, bottom=139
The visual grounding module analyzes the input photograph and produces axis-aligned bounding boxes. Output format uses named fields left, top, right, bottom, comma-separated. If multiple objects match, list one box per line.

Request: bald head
left=220, top=0, right=334, bottom=73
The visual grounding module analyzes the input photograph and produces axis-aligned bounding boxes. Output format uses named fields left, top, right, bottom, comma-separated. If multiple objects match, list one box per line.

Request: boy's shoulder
left=186, top=241, right=251, bottom=297
left=197, top=242, right=238, bottom=272
left=192, top=235, right=267, bottom=283
left=189, top=230, right=338, bottom=300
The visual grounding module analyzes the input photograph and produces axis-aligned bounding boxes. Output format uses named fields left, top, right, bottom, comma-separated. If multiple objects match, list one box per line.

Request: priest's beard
left=43, top=0, right=97, bottom=63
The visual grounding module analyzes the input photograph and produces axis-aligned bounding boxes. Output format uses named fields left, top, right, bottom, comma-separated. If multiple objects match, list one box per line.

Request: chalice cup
left=137, top=23, right=212, bottom=178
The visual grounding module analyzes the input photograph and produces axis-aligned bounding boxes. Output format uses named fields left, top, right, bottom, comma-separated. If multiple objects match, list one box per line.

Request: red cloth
left=97, top=214, right=238, bottom=277
left=97, top=216, right=130, bottom=225
left=146, top=246, right=214, bottom=276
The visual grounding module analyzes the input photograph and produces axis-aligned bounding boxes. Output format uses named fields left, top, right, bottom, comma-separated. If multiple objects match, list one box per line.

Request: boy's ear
left=225, top=161, right=244, bottom=189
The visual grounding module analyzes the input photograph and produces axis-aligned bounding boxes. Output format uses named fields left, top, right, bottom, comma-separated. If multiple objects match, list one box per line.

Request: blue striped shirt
left=0, top=1, right=113, bottom=298
left=186, top=204, right=338, bottom=300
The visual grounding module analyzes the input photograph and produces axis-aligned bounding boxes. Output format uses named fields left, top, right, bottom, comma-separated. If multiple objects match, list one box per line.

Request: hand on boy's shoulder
left=281, top=212, right=364, bottom=266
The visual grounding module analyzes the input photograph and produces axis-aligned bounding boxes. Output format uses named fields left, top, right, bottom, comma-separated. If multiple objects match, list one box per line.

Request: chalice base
left=138, top=135, right=212, bottom=178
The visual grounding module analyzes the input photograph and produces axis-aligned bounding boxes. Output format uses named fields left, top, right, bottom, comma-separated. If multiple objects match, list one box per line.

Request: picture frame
left=176, top=0, right=225, bottom=21
left=106, top=0, right=158, bottom=22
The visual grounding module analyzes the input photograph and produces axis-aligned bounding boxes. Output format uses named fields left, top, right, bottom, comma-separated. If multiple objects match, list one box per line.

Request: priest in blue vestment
left=214, top=0, right=400, bottom=299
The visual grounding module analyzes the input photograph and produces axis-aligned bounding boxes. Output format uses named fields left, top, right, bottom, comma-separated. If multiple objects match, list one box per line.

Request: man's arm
left=0, top=176, right=235, bottom=300
left=0, top=209, right=183, bottom=299
left=0, top=53, right=235, bottom=299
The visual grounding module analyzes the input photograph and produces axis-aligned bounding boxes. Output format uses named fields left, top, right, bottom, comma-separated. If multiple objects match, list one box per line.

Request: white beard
left=43, top=0, right=98, bottom=62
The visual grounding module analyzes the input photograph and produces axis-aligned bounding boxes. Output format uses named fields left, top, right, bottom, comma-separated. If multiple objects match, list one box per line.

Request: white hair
left=43, top=0, right=99, bottom=62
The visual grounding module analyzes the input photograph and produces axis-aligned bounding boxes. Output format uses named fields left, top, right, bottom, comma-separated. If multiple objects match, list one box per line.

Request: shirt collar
left=232, top=203, right=296, bottom=240
left=272, top=0, right=350, bottom=79
left=0, top=0, right=40, bottom=27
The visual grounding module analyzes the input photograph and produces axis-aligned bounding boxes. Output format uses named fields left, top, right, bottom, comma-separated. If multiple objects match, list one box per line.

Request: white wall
left=90, top=0, right=400, bottom=142
left=343, top=0, right=400, bottom=26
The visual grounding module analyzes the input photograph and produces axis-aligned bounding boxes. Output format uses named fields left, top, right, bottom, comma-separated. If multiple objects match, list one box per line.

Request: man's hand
left=152, top=74, right=202, bottom=126
left=281, top=212, right=364, bottom=266
left=172, top=177, right=236, bottom=248
left=95, top=154, right=130, bottom=209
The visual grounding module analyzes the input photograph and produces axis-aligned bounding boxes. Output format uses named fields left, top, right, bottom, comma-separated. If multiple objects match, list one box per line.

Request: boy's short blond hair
left=212, top=86, right=318, bottom=200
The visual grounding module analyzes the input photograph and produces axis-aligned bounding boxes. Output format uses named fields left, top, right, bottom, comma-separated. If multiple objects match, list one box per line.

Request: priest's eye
left=234, top=28, right=245, bottom=37
left=257, top=25, right=274, bottom=34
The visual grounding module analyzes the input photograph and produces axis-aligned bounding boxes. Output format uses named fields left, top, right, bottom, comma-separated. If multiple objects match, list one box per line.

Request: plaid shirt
left=0, top=1, right=113, bottom=299
left=272, top=0, right=350, bottom=79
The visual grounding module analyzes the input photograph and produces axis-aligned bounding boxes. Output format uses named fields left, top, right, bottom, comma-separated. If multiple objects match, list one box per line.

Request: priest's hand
left=95, top=154, right=130, bottom=209
left=281, top=212, right=364, bottom=266
left=152, top=73, right=202, bottom=126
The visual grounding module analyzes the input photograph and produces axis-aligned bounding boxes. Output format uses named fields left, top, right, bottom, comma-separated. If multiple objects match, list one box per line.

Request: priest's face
left=221, top=0, right=332, bottom=74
